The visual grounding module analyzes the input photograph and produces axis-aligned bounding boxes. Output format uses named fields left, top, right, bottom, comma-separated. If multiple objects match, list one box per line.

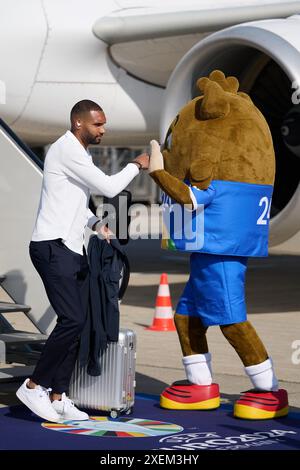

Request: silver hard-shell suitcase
left=69, top=329, right=136, bottom=418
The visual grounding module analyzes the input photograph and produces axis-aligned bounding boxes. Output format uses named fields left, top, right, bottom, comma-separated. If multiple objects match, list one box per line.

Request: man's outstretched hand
left=133, top=153, right=150, bottom=169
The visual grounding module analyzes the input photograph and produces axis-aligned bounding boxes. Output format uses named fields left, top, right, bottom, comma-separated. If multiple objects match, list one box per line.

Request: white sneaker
left=52, top=393, right=89, bottom=421
left=16, top=378, right=60, bottom=423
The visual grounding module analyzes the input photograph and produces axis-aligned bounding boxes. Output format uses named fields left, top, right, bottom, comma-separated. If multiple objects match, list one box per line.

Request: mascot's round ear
left=197, top=77, right=210, bottom=94
left=198, top=70, right=239, bottom=94
left=226, top=76, right=239, bottom=93
left=196, top=79, right=230, bottom=120
left=207, top=70, right=239, bottom=94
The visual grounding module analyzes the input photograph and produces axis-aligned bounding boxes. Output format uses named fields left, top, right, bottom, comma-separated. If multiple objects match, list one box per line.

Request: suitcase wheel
left=110, top=410, right=120, bottom=419
left=110, top=407, right=133, bottom=419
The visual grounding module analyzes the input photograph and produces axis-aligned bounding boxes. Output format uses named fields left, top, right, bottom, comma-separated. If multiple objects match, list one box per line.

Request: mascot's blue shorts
left=176, top=253, right=248, bottom=327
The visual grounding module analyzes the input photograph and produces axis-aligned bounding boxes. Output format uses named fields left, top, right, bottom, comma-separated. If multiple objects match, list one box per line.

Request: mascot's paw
left=149, top=140, right=164, bottom=173
left=234, top=389, right=289, bottom=420
left=160, top=380, right=220, bottom=410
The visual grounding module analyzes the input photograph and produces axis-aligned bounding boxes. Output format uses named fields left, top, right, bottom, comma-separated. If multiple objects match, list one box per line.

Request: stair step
left=0, top=364, right=35, bottom=380
left=0, top=302, right=31, bottom=314
left=0, top=275, right=6, bottom=285
left=0, top=332, right=47, bottom=343
left=0, top=332, right=47, bottom=366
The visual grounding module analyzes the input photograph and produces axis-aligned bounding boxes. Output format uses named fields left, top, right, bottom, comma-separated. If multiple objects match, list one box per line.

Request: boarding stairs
left=0, top=118, right=54, bottom=380
left=0, top=274, right=47, bottom=380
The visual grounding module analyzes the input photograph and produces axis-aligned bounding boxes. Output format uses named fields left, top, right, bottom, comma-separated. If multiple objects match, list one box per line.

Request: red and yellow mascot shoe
left=234, top=389, right=289, bottom=420
left=160, top=381, right=220, bottom=410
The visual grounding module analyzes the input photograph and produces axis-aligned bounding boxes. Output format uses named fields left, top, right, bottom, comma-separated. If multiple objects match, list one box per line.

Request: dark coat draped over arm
left=79, top=235, right=130, bottom=376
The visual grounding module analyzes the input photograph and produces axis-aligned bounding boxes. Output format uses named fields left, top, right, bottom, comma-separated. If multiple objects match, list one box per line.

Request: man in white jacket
left=16, top=100, right=149, bottom=422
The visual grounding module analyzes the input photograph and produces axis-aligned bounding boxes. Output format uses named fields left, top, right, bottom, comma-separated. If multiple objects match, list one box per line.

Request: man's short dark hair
left=70, top=100, right=103, bottom=122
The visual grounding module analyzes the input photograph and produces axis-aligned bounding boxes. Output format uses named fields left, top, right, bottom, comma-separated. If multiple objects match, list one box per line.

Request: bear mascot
left=149, top=70, right=288, bottom=419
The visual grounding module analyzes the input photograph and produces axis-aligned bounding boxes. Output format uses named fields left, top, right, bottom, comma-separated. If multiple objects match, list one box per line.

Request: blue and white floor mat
left=1, top=394, right=300, bottom=451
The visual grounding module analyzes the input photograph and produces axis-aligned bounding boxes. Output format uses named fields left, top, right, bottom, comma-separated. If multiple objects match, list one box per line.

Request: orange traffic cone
left=146, top=273, right=176, bottom=331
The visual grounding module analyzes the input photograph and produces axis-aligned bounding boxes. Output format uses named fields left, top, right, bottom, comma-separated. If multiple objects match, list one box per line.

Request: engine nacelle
left=161, top=15, right=300, bottom=254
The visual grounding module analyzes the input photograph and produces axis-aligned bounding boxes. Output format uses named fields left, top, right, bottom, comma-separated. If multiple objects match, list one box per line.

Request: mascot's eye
left=166, top=132, right=173, bottom=150
left=163, top=127, right=172, bottom=150
left=163, top=115, right=179, bottom=150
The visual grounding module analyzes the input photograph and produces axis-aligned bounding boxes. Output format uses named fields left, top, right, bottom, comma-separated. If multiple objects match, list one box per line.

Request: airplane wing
left=93, top=0, right=300, bottom=86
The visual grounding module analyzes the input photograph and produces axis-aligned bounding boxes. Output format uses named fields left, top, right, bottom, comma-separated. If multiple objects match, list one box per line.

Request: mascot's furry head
left=150, top=70, right=275, bottom=205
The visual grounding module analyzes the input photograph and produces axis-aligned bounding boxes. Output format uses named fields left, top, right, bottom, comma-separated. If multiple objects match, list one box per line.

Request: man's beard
left=87, top=133, right=101, bottom=145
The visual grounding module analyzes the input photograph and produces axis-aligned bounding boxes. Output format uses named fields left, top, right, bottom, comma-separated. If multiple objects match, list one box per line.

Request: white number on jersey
left=257, top=196, right=271, bottom=225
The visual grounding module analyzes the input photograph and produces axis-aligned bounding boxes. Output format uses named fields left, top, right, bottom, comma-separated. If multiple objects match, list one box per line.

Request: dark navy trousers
left=29, top=239, right=89, bottom=393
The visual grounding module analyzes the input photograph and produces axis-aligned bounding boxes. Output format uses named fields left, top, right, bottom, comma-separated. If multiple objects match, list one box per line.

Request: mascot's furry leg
left=160, top=315, right=288, bottom=419
left=220, top=322, right=288, bottom=419
left=160, top=314, right=220, bottom=410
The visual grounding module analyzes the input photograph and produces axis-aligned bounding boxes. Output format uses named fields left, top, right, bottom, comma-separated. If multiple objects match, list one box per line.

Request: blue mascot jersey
left=162, top=179, right=273, bottom=257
